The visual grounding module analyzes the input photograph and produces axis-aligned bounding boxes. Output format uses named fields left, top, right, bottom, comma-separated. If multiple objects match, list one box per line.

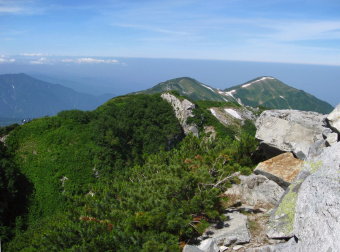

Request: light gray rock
left=326, top=103, right=340, bottom=133
left=322, top=127, right=333, bottom=139
left=325, top=132, right=338, bottom=146
left=255, top=110, right=325, bottom=159
left=183, top=245, right=204, bottom=252
left=266, top=142, right=340, bottom=251
left=185, top=212, right=250, bottom=251
left=233, top=245, right=244, bottom=250
left=197, top=238, right=219, bottom=252
left=161, top=93, right=199, bottom=136
left=0, top=135, right=7, bottom=143
left=183, top=238, right=219, bottom=252
left=219, top=245, right=229, bottom=252
left=293, top=141, right=340, bottom=252
left=245, top=237, right=297, bottom=252
left=224, top=174, right=284, bottom=208
left=201, top=212, right=251, bottom=246
left=307, top=139, right=326, bottom=158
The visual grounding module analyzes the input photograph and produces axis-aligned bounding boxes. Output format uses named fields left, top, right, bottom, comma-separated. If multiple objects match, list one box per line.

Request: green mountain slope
left=0, top=73, right=112, bottom=120
left=137, top=77, right=235, bottom=102
left=2, top=93, right=258, bottom=251
left=225, top=76, right=333, bottom=114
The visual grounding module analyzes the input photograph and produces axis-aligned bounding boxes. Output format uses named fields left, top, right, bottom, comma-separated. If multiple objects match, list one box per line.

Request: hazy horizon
left=0, top=57, right=338, bottom=106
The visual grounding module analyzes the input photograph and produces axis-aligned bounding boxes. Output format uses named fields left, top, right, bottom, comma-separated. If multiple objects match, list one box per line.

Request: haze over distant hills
left=0, top=73, right=113, bottom=121
left=0, top=58, right=339, bottom=106
left=138, top=76, right=333, bottom=114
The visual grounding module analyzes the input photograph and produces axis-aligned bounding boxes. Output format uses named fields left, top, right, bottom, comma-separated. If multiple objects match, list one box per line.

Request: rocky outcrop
left=254, top=153, right=304, bottom=188
left=161, top=93, right=199, bottom=136
left=293, top=141, right=340, bottom=251
left=326, top=103, right=340, bottom=133
left=224, top=174, right=284, bottom=208
left=266, top=141, right=340, bottom=251
left=183, top=211, right=251, bottom=252
left=0, top=135, right=7, bottom=143
left=183, top=239, right=218, bottom=252
left=245, top=237, right=298, bottom=252
left=255, top=110, right=325, bottom=159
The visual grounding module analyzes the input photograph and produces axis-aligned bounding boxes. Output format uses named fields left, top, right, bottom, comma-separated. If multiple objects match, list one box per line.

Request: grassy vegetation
left=0, top=93, right=259, bottom=251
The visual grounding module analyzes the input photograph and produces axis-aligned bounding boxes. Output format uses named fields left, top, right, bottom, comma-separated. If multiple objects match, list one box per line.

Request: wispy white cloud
left=0, top=6, right=22, bottom=13
left=29, top=57, right=49, bottom=64
left=0, top=0, right=44, bottom=14
left=21, top=52, right=46, bottom=57
left=0, top=55, right=15, bottom=63
left=258, top=20, right=340, bottom=41
left=61, top=57, right=119, bottom=64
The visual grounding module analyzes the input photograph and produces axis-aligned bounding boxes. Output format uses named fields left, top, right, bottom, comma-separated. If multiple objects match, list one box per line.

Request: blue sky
left=1, top=0, right=340, bottom=65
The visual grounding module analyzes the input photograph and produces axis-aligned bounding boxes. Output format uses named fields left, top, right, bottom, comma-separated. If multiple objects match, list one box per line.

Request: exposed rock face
left=224, top=174, right=284, bottom=208
left=184, top=212, right=251, bottom=251
left=255, top=110, right=325, bottom=159
left=245, top=237, right=298, bottom=252
left=267, top=142, right=340, bottom=251
left=201, top=211, right=251, bottom=246
left=326, top=103, right=340, bottom=133
left=293, top=141, right=340, bottom=251
left=183, top=239, right=218, bottom=252
left=325, top=132, right=338, bottom=146
left=0, top=135, right=7, bottom=143
left=161, top=93, right=199, bottom=136
left=254, top=153, right=304, bottom=188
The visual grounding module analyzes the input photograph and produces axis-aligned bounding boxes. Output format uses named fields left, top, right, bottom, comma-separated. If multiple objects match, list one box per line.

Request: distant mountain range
left=0, top=74, right=333, bottom=127
left=138, top=76, right=333, bottom=114
left=0, top=73, right=113, bottom=122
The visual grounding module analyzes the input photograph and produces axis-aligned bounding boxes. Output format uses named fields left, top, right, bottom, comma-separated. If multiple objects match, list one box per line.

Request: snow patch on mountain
left=224, top=108, right=242, bottom=119
left=242, top=76, right=275, bottom=88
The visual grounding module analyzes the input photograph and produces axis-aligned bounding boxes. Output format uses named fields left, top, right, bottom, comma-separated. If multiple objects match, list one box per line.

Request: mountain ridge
left=136, top=76, right=236, bottom=103
left=137, top=76, right=333, bottom=114
left=0, top=73, right=113, bottom=121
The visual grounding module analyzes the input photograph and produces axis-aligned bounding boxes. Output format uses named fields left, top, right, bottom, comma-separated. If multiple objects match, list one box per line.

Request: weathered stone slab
left=267, top=142, right=340, bottom=251
left=293, top=141, right=340, bottom=252
left=187, top=212, right=251, bottom=251
left=255, top=110, right=325, bottom=159
left=224, top=174, right=284, bottom=208
left=326, top=103, right=340, bottom=133
left=325, top=132, right=338, bottom=146
left=245, top=237, right=297, bottom=252
left=183, top=238, right=219, bottom=252
left=254, top=153, right=304, bottom=188
left=201, top=212, right=251, bottom=246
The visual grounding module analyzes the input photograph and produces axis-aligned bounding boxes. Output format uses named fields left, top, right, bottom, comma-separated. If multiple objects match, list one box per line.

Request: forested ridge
left=0, top=93, right=258, bottom=251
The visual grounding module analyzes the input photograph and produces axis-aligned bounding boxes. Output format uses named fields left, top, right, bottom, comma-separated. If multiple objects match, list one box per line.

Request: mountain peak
left=137, top=77, right=235, bottom=102
left=225, top=77, right=333, bottom=114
